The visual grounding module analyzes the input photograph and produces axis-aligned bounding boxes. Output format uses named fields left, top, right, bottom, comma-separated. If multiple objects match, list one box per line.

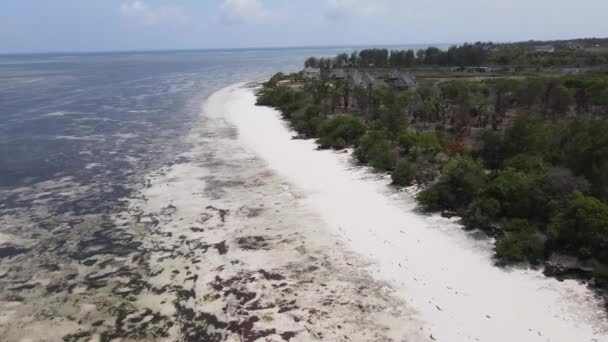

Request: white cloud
left=325, top=0, right=389, bottom=18
left=220, top=0, right=276, bottom=24
left=120, top=1, right=187, bottom=26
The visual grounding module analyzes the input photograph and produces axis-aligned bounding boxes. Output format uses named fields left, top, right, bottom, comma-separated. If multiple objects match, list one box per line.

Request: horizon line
left=1, top=36, right=605, bottom=56
left=0, top=43, right=455, bottom=57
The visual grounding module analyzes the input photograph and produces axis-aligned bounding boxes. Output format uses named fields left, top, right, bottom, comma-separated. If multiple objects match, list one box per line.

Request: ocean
left=0, top=49, right=330, bottom=186
left=1, top=49, right=607, bottom=341
left=0, top=48, right=341, bottom=340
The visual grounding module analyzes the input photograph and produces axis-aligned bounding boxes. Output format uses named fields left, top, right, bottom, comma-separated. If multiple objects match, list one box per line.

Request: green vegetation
left=496, top=221, right=545, bottom=263
left=257, top=38, right=608, bottom=288
left=261, top=313, right=274, bottom=322
left=318, top=115, right=367, bottom=149
left=593, top=263, right=608, bottom=289
left=355, top=131, right=397, bottom=170
left=304, top=39, right=608, bottom=69
left=548, top=193, right=608, bottom=260
left=203, top=293, right=220, bottom=302
left=391, top=160, right=415, bottom=186
left=418, top=157, right=486, bottom=212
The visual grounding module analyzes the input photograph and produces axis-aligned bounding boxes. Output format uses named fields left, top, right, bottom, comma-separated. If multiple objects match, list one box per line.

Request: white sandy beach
left=217, top=83, right=608, bottom=342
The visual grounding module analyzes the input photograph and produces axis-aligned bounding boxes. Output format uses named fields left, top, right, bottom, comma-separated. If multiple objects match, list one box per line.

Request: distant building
left=329, top=69, right=377, bottom=88
left=561, top=68, right=580, bottom=75
left=566, top=42, right=584, bottom=51
left=535, top=45, right=555, bottom=53
left=329, top=68, right=348, bottom=80
left=386, top=69, right=403, bottom=81
left=385, top=70, right=416, bottom=90
left=302, top=67, right=320, bottom=81
left=393, top=74, right=417, bottom=90
left=347, top=70, right=377, bottom=89
left=465, top=66, right=493, bottom=73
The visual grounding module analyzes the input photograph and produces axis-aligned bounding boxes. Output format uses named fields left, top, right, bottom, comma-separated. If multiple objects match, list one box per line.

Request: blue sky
left=1, top=0, right=608, bottom=53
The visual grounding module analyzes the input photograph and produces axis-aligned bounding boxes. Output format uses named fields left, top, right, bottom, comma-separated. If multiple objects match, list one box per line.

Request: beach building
left=535, top=45, right=555, bottom=53
left=302, top=67, right=320, bottom=81
left=386, top=69, right=403, bottom=81
left=348, top=70, right=377, bottom=89
left=384, top=70, right=416, bottom=90
left=392, top=73, right=417, bottom=90
left=329, top=68, right=348, bottom=80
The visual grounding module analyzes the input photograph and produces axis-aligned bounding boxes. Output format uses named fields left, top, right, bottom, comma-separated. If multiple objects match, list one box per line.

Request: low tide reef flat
left=124, top=87, right=426, bottom=341
left=0, top=83, right=426, bottom=341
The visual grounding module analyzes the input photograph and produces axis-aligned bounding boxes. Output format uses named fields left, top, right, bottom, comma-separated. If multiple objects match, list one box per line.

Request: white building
left=535, top=45, right=555, bottom=53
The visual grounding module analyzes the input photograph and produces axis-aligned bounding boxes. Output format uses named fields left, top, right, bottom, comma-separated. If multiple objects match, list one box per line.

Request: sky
left=1, top=0, right=608, bottom=54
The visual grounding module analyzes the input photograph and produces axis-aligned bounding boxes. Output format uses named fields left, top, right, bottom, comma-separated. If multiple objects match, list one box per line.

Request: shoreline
left=0, top=80, right=426, bottom=341
left=124, top=82, right=428, bottom=341
left=226, top=82, right=608, bottom=341
left=2, top=80, right=606, bottom=341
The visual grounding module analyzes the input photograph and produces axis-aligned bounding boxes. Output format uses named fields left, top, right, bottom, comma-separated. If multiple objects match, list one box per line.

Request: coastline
left=0, top=79, right=426, bottom=341
left=124, top=82, right=428, bottom=341
left=225, top=82, right=608, bottom=341
left=2, top=80, right=606, bottom=341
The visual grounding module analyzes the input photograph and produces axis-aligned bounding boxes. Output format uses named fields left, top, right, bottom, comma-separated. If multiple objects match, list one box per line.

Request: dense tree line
left=304, top=44, right=490, bottom=68
left=304, top=40, right=608, bottom=69
left=257, top=70, right=608, bottom=289
left=491, top=46, right=608, bottom=67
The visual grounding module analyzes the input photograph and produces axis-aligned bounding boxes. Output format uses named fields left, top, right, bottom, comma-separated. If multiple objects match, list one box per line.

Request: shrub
left=412, top=157, right=438, bottom=185
left=548, top=192, right=608, bottom=260
left=391, top=160, right=416, bottom=186
left=476, top=129, right=505, bottom=170
left=483, top=169, right=546, bottom=220
left=398, top=131, right=418, bottom=154
left=543, top=167, right=590, bottom=197
left=317, top=115, right=367, bottom=149
left=593, top=262, right=608, bottom=289
left=417, top=131, right=441, bottom=152
left=495, top=228, right=545, bottom=263
left=368, top=142, right=397, bottom=170
left=503, top=112, right=550, bottom=158
left=463, top=197, right=501, bottom=230
left=292, top=105, right=322, bottom=136
left=417, top=156, right=487, bottom=211
left=334, top=137, right=347, bottom=149
left=256, top=84, right=311, bottom=119
left=503, top=154, right=545, bottom=172
left=545, top=81, right=573, bottom=115
left=559, top=118, right=608, bottom=201
left=356, top=132, right=397, bottom=170
left=502, top=218, right=536, bottom=232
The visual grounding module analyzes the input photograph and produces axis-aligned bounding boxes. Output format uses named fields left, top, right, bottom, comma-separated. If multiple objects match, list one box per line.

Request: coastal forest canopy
left=304, top=39, right=608, bottom=69
left=259, top=38, right=608, bottom=289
